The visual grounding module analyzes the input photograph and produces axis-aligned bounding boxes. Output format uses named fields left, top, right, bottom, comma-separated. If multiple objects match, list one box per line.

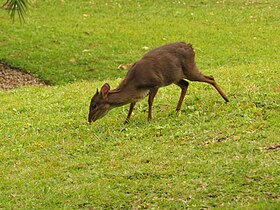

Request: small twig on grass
left=264, top=144, right=280, bottom=151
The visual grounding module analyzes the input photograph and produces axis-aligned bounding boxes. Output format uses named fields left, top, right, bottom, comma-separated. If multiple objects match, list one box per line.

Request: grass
left=0, top=0, right=280, bottom=209
left=1, top=0, right=279, bottom=84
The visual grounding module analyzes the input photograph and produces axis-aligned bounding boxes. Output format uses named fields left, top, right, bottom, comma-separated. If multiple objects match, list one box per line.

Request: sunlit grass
left=0, top=0, right=279, bottom=84
left=1, top=63, right=279, bottom=208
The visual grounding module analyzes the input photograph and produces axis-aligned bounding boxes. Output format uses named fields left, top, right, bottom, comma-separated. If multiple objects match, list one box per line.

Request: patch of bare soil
left=0, top=63, right=47, bottom=90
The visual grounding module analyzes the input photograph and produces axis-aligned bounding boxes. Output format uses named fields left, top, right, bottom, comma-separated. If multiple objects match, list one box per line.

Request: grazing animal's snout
left=88, top=115, right=93, bottom=123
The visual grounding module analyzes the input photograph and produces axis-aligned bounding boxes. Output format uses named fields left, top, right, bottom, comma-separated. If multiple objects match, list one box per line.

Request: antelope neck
left=106, top=89, right=132, bottom=107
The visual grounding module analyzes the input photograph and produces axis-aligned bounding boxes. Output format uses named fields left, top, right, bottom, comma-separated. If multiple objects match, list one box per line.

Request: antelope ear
left=100, top=83, right=110, bottom=98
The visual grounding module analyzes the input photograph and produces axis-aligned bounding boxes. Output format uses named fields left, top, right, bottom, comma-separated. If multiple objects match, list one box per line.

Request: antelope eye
left=90, top=103, right=97, bottom=110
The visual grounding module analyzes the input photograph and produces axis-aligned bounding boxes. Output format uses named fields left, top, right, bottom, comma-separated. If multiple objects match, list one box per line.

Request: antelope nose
left=88, top=115, right=92, bottom=123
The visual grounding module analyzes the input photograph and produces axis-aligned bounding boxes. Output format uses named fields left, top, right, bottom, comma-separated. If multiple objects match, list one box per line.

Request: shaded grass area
left=0, top=0, right=279, bottom=84
left=1, top=63, right=279, bottom=208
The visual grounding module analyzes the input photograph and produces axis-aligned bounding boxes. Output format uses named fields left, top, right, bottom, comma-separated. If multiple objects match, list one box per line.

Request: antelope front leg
left=148, top=88, right=159, bottom=121
left=124, top=102, right=136, bottom=124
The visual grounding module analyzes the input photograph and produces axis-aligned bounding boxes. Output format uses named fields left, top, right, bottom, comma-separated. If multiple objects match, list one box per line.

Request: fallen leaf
left=117, top=64, right=132, bottom=70
left=69, top=58, right=77, bottom=64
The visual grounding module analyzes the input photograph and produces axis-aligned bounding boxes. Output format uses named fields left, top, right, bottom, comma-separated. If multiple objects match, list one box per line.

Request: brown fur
left=88, top=42, right=229, bottom=123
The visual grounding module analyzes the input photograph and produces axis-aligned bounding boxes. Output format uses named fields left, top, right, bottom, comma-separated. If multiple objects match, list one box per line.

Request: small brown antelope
left=88, top=42, right=229, bottom=124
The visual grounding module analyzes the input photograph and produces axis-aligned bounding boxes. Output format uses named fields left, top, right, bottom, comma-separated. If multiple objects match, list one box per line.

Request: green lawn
left=0, top=0, right=280, bottom=209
